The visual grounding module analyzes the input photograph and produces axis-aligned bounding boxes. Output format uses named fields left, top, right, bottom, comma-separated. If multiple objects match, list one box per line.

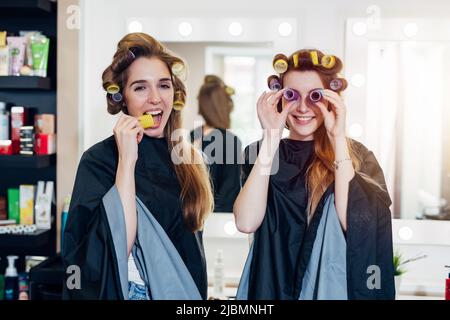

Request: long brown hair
left=279, top=49, right=363, bottom=218
left=198, top=75, right=234, bottom=129
left=102, top=33, right=213, bottom=231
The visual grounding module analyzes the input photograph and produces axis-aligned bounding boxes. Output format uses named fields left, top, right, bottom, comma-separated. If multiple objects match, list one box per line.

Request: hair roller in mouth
left=138, top=114, right=155, bottom=129
left=283, top=88, right=300, bottom=101
left=267, top=75, right=281, bottom=91
left=309, top=89, right=323, bottom=103
left=272, top=53, right=289, bottom=74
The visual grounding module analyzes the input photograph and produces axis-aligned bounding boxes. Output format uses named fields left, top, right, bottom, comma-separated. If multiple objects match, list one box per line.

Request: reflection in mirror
left=365, top=41, right=450, bottom=220
left=166, top=43, right=275, bottom=213
left=190, top=75, right=242, bottom=213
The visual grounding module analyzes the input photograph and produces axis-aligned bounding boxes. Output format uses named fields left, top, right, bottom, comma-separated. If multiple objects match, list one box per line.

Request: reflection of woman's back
left=190, top=75, right=242, bottom=213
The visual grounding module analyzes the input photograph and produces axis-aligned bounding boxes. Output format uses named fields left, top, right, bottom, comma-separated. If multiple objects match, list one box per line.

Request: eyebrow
left=129, top=78, right=172, bottom=87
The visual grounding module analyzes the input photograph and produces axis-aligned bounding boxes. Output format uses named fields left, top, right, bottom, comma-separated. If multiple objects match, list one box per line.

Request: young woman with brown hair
left=190, top=75, right=242, bottom=213
left=62, top=33, right=213, bottom=300
left=234, top=49, right=395, bottom=300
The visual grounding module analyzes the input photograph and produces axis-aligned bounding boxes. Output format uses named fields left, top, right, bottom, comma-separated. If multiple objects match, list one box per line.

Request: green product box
left=7, top=188, right=20, bottom=224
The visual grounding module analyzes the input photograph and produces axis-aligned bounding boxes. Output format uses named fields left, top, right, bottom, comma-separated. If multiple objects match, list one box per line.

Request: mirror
left=165, top=42, right=274, bottom=213
left=345, top=18, right=450, bottom=220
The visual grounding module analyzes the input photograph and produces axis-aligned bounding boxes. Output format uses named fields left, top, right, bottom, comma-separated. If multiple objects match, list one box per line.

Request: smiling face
left=283, top=70, right=327, bottom=141
left=123, top=57, right=174, bottom=138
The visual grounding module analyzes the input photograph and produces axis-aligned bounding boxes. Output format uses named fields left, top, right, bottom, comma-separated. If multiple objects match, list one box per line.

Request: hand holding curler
left=113, top=114, right=144, bottom=165
left=314, top=89, right=347, bottom=141
left=257, top=89, right=297, bottom=139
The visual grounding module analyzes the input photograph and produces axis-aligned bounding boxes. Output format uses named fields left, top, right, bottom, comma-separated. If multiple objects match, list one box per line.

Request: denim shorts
left=128, top=281, right=150, bottom=300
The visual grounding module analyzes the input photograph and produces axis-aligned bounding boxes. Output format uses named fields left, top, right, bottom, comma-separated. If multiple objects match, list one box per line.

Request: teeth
left=295, top=116, right=313, bottom=120
left=146, top=110, right=162, bottom=116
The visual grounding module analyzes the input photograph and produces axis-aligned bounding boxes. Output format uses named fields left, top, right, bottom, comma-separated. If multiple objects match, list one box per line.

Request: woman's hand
left=113, top=114, right=144, bottom=166
left=256, top=89, right=297, bottom=139
left=315, top=89, right=347, bottom=143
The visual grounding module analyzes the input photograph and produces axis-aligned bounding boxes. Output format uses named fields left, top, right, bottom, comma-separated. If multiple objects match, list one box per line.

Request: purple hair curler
left=283, top=88, right=300, bottom=101
left=112, top=92, right=123, bottom=102
left=269, top=78, right=281, bottom=91
left=128, top=49, right=136, bottom=60
left=309, top=89, right=323, bottom=103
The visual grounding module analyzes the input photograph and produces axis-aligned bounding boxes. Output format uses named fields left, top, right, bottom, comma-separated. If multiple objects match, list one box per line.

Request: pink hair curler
left=268, top=75, right=282, bottom=91
left=309, top=89, right=323, bottom=102
left=283, top=88, right=300, bottom=101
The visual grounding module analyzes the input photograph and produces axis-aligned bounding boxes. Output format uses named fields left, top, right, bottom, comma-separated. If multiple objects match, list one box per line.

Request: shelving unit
left=0, top=229, right=51, bottom=256
left=0, top=154, right=56, bottom=168
left=0, top=76, right=52, bottom=90
left=0, top=0, right=57, bottom=274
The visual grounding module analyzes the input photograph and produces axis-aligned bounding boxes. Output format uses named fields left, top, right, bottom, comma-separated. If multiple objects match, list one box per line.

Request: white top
left=128, top=255, right=145, bottom=286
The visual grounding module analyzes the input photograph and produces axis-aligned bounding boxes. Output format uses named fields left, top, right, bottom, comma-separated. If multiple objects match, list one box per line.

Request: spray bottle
left=4, top=255, right=19, bottom=300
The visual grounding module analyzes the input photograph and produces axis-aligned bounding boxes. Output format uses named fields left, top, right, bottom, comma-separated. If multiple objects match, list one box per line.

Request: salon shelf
left=0, top=0, right=54, bottom=16
left=0, top=76, right=52, bottom=90
left=0, top=154, right=56, bottom=168
left=0, top=229, right=51, bottom=256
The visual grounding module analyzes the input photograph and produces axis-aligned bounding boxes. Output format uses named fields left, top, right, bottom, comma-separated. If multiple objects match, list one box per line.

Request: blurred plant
left=394, top=250, right=427, bottom=276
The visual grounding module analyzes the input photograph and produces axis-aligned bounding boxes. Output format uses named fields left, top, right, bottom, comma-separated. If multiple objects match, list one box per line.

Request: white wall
left=79, top=0, right=450, bottom=153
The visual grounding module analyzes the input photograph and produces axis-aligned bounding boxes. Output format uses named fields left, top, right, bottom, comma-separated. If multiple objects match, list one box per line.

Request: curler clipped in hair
left=329, top=78, right=348, bottom=92
left=106, top=83, right=120, bottom=94
left=111, top=92, right=123, bottom=102
left=127, top=49, right=136, bottom=60
left=171, top=61, right=185, bottom=77
left=173, top=90, right=185, bottom=111
left=225, top=86, right=235, bottom=96
left=273, top=53, right=289, bottom=74
left=267, top=75, right=282, bottom=91
left=321, top=55, right=336, bottom=69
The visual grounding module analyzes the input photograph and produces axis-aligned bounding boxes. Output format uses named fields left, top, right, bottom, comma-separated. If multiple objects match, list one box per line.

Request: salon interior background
left=53, top=0, right=450, bottom=298
left=73, top=0, right=450, bottom=218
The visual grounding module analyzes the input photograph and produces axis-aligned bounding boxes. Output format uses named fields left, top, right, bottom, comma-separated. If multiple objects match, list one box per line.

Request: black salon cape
left=62, top=135, right=207, bottom=300
left=241, top=138, right=395, bottom=300
left=190, top=127, right=242, bottom=212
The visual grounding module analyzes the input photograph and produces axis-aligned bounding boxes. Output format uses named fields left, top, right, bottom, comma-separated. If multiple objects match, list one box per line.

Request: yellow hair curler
left=173, top=91, right=185, bottom=111
left=310, top=51, right=319, bottom=66
left=106, top=84, right=120, bottom=95
left=272, top=53, right=289, bottom=74
left=321, top=55, right=336, bottom=69
left=139, top=114, right=154, bottom=129
left=171, top=61, right=185, bottom=77
left=225, top=86, right=235, bottom=96
left=293, top=53, right=299, bottom=68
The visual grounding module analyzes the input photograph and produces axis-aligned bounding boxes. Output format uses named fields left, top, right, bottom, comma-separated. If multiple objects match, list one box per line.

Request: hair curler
left=309, top=89, right=323, bottom=102
left=138, top=114, right=154, bottom=129
left=283, top=88, right=300, bottom=101
left=267, top=75, right=281, bottom=91
left=272, top=53, right=289, bottom=74
left=329, top=78, right=348, bottom=92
